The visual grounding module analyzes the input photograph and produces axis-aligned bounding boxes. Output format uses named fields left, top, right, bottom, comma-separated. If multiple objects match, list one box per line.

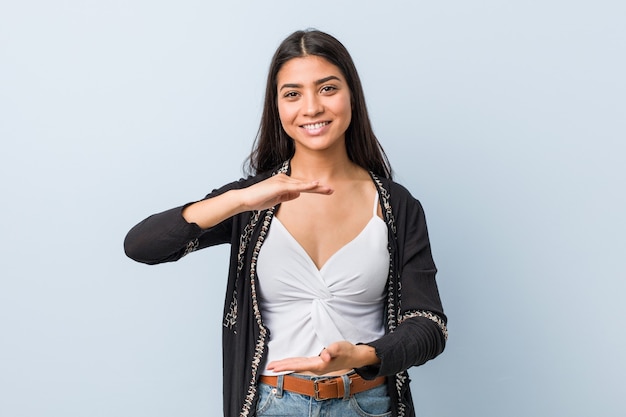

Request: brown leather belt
left=259, top=373, right=386, bottom=401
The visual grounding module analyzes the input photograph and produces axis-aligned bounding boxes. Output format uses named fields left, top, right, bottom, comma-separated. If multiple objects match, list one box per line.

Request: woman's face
left=276, top=55, right=352, bottom=155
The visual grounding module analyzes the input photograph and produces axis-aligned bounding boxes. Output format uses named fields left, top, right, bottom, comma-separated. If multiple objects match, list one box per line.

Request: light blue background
left=1, top=1, right=624, bottom=416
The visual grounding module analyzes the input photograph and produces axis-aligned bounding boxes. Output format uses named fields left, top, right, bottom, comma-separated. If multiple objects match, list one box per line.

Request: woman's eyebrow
left=315, top=75, right=341, bottom=85
left=279, top=75, right=342, bottom=91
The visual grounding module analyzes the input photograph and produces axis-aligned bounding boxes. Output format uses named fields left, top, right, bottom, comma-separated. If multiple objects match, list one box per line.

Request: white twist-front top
left=257, top=193, right=389, bottom=375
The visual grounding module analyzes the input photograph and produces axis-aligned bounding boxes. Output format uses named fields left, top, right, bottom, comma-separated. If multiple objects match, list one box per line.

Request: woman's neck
left=290, top=148, right=363, bottom=182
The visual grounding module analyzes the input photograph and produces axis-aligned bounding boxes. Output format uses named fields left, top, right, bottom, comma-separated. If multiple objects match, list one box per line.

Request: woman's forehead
left=277, top=56, right=345, bottom=85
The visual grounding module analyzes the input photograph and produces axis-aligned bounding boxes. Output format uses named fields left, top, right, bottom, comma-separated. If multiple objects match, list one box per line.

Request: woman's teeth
left=303, top=122, right=329, bottom=130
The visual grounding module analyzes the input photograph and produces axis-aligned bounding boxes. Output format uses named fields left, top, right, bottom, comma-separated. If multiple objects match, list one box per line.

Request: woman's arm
left=181, top=173, right=332, bottom=228
left=357, top=193, right=447, bottom=378
left=265, top=341, right=380, bottom=375
left=124, top=173, right=333, bottom=265
left=123, top=203, right=230, bottom=265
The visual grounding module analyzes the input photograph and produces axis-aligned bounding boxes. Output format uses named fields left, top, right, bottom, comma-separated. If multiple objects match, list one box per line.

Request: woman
left=124, top=29, right=447, bottom=417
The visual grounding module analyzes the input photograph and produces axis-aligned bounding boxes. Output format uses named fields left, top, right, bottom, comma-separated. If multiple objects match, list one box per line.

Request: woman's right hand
left=239, top=173, right=333, bottom=211
left=182, top=174, right=332, bottom=229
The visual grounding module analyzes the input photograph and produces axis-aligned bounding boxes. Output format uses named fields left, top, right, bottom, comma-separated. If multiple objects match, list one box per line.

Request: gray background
left=1, top=1, right=624, bottom=416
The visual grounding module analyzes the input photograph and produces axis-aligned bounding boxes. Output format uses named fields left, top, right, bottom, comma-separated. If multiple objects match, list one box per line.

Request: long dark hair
left=245, top=29, right=393, bottom=179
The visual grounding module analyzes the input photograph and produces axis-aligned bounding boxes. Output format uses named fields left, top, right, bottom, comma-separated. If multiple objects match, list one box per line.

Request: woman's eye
left=321, top=85, right=337, bottom=93
left=284, top=91, right=299, bottom=98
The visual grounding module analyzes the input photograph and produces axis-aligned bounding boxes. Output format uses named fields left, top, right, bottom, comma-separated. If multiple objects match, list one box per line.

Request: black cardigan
left=124, top=164, right=447, bottom=417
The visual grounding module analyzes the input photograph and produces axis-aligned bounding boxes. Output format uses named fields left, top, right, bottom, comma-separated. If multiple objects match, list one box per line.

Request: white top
left=257, top=193, right=389, bottom=375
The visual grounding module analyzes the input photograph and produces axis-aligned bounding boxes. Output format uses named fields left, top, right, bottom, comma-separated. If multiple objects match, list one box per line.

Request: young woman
left=124, top=29, right=447, bottom=417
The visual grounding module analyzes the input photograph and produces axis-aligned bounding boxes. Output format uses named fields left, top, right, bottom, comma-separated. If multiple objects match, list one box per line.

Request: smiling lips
left=302, top=121, right=329, bottom=130
left=301, top=121, right=330, bottom=134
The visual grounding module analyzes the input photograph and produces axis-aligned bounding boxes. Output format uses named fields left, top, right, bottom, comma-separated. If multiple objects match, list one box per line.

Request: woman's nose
left=303, top=94, right=323, bottom=116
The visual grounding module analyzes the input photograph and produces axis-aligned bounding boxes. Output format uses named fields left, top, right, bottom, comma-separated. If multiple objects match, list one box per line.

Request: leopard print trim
left=371, top=173, right=408, bottom=417
left=225, top=162, right=290, bottom=333
left=223, top=291, right=238, bottom=332
left=240, top=207, right=273, bottom=416
left=395, top=372, right=409, bottom=417
left=223, top=210, right=260, bottom=331
left=400, top=310, right=449, bottom=341
left=239, top=161, right=288, bottom=417
left=371, top=174, right=396, bottom=235
left=236, top=211, right=261, bottom=275
left=182, top=238, right=199, bottom=257
left=371, top=174, right=399, bottom=334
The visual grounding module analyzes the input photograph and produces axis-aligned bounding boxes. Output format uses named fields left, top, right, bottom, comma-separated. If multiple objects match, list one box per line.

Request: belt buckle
left=313, top=378, right=330, bottom=401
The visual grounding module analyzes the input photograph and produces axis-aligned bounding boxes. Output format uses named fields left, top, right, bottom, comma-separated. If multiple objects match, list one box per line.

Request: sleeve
left=356, top=195, right=447, bottom=379
left=123, top=179, right=248, bottom=265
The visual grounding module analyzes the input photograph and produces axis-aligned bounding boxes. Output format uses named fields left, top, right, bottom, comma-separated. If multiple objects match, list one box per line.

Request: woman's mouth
left=301, top=121, right=330, bottom=131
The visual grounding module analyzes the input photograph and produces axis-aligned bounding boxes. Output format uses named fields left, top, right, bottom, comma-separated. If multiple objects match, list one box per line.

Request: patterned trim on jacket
left=371, top=172, right=408, bottom=417
left=372, top=173, right=447, bottom=417
left=237, top=161, right=289, bottom=417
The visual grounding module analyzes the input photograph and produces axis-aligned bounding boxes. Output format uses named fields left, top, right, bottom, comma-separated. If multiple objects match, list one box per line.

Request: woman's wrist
left=355, top=344, right=380, bottom=368
left=182, top=189, right=246, bottom=229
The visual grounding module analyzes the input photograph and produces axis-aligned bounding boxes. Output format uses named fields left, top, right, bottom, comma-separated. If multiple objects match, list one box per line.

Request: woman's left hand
left=265, top=341, right=380, bottom=375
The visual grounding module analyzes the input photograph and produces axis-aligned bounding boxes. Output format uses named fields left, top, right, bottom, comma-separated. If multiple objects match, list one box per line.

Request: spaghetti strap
left=373, top=192, right=380, bottom=217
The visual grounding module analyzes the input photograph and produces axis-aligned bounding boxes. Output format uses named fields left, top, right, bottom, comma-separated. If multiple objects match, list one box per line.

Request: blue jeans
left=256, top=374, right=391, bottom=417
